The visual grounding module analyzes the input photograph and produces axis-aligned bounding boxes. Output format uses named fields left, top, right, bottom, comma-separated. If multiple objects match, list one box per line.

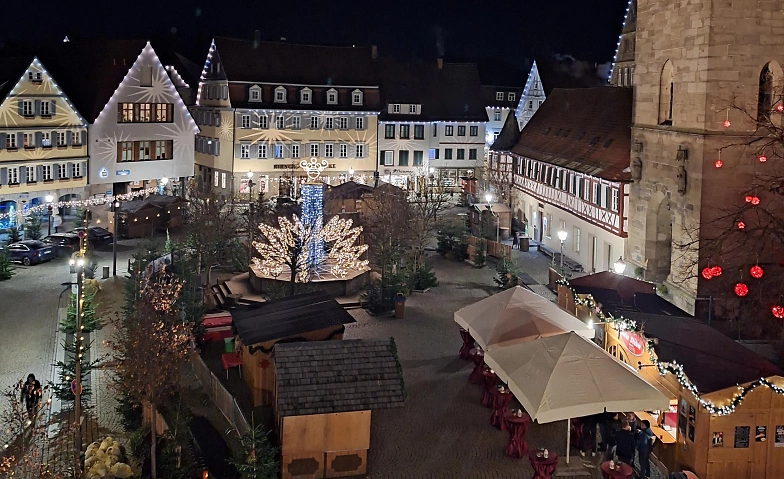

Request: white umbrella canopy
left=454, top=286, right=594, bottom=351
left=484, top=332, right=670, bottom=424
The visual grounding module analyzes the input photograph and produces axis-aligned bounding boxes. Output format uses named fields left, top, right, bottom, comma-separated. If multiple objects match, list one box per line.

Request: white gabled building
left=515, top=61, right=546, bottom=131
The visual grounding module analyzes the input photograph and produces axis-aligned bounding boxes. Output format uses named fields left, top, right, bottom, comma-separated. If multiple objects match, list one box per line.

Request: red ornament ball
left=701, top=267, right=714, bottom=280
left=723, top=119, right=732, bottom=128
left=714, top=160, right=723, bottom=168
left=745, top=195, right=753, bottom=203
left=735, top=283, right=749, bottom=297
left=752, top=196, right=761, bottom=205
left=777, top=105, right=784, bottom=112
left=750, top=265, right=764, bottom=279
left=772, top=305, right=784, bottom=319
left=711, top=266, right=723, bottom=277
left=758, top=155, right=768, bottom=163
left=737, top=221, right=746, bottom=230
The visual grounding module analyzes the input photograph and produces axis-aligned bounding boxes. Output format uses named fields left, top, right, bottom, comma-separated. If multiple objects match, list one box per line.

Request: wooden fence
left=465, top=236, right=512, bottom=261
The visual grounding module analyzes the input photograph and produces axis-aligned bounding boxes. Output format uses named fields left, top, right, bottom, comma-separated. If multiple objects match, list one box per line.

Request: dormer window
left=274, top=86, right=287, bottom=103
left=351, top=89, right=363, bottom=105
left=495, top=92, right=504, bottom=101
left=409, top=104, right=417, bottom=114
left=392, top=104, right=401, bottom=113
left=301, top=88, right=312, bottom=104
left=327, top=88, right=338, bottom=105
left=249, top=85, right=262, bottom=102
left=508, top=92, right=515, bottom=102
left=28, top=71, right=42, bottom=83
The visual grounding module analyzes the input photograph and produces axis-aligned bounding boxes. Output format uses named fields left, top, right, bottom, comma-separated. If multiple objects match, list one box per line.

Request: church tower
left=627, top=0, right=784, bottom=314
left=609, top=0, right=636, bottom=87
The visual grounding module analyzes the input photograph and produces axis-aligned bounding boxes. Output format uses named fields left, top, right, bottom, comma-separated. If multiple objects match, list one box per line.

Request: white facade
left=88, top=42, right=198, bottom=194
left=515, top=62, right=546, bottom=130
left=485, top=106, right=514, bottom=147
left=431, top=121, right=486, bottom=188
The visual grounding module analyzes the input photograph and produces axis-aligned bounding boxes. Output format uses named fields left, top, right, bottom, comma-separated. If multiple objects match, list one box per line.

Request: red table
left=459, top=329, right=474, bottom=360
left=468, top=348, right=486, bottom=384
left=528, top=450, right=558, bottom=478
left=480, top=370, right=499, bottom=407
left=488, top=388, right=513, bottom=429
left=504, top=410, right=530, bottom=458
left=221, top=353, right=242, bottom=379
left=200, top=312, right=233, bottom=342
left=600, top=461, right=633, bottom=479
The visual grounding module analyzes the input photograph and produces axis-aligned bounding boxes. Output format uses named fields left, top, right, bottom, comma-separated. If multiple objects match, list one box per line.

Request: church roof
left=509, top=87, right=632, bottom=182
left=490, top=111, right=521, bottom=151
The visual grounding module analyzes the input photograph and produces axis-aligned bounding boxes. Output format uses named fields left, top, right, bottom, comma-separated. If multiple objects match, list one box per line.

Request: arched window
left=658, top=60, right=674, bottom=125
left=758, top=63, right=777, bottom=123
left=625, top=68, right=631, bottom=87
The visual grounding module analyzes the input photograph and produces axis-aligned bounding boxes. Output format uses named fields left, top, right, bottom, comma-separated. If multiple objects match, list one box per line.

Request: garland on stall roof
left=558, top=278, right=784, bottom=416
left=0, top=187, right=157, bottom=221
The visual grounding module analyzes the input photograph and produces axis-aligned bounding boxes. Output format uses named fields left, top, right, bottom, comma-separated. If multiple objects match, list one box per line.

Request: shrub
left=408, top=262, right=438, bottom=291
left=473, top=239, right=487, bottom=268
left=361, top=272, right=406, bottom=314
left=494, top=258, right=519, bottom=289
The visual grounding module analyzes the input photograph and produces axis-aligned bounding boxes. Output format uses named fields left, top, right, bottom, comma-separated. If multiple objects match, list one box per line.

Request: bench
left=537, top=243, right=584, bottom=273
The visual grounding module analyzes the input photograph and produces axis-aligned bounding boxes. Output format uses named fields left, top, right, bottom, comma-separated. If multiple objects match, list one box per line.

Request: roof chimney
left=253, top=30, right=260, bottom=48
left=437, top=58, right=443, bottom=70
left=371, top=45, right=378, bottom=60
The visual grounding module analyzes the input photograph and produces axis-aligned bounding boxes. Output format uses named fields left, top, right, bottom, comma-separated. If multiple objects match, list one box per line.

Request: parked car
left=42, top=233, right=81, bottom=258
left=1, top=240, right=55, bottom=266
left=71, top=226, right=114, bottom=247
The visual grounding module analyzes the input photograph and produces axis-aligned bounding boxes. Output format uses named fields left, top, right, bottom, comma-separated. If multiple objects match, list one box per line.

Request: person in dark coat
left=580, top=413, right=600, bottom=457
left=636, top=419, right=656, bottom=478
left=615, top=419, right=636, bottom=465
left=512, top=232, right=519, bottom=248
left=599, top=412, right=621, bottom=453
left=21, top=374, right=42, bottom=418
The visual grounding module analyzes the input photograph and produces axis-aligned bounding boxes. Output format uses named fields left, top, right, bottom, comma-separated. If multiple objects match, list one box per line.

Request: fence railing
left=465, top=235, right=512, bottom=260
left=190, top=354, right=251, bottom=435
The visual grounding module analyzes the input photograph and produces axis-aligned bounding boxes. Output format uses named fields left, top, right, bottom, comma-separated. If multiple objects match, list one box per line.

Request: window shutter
left=17, top=133, right=23, bottom=147
left=19, top=166, right=26, bottom=183
left=167, top=104, right=173, bottom=121
left=235, top=143, right=242, bottom=158
left=51, top=100, right=56, bottom=115
left=36, top=165, right=43, bottom=180
left=17, top=100, right=22, bottom=115
left=0, top=133, right=5, bottom=149
left=215, top=113, right=221, bottom=127
left=52, top=163, right=59, bottom=180
left=66, top=131, right=72, bottom=146
left=34, top=100, right=40, bottom=116
left=35, top=132, right=42, bottom=147
left=282, top=144, right=290, bottom=158
left=51, top=130, right=57, bottom=145
left=215, top=141, right=220, bottom=156
left=251, top=113, right=259, bottom=128
left=117, top=104, right=123, bottom=122
left=81, top=131, right=86, bottom=145
left=66, top=162, right=73, bottom=178
left=249, top=143, right=258, bottom=158
left=0, top=167, right=6, bottom=185
left=347, top=144, right=355, bottom=158
left=379, top=151, right=384, bottom=165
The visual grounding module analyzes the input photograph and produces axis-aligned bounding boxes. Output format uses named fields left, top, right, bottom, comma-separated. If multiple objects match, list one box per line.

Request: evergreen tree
left=228, top=425, right=278, bottom=479
left=494, top=258, right=520, bottom=290
left=7, top=226, right=22, bottom=244
left=473, top=239, right=487, bottom=268
left=0, top=249, right=15, bottom=280
left=24, top=216, right=42, bottom=240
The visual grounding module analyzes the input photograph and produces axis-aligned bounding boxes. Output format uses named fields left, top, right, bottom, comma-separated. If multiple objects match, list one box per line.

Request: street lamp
left=557, top=229, right=568, bottom=275
left=111, top=200, right=121, bottom=276
left=485, top=192, right=493, bottom=206
left=613, top=256, right=627, bottom=275
left=45, top=195, right=54, bottom=236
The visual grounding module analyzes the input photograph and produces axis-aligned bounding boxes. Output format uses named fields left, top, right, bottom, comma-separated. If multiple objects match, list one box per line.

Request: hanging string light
left=0, top=187, right=156, bottom=222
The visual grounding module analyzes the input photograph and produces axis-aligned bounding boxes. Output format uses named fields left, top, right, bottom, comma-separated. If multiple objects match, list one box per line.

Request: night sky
left=1, top=0, right=628, bottom=76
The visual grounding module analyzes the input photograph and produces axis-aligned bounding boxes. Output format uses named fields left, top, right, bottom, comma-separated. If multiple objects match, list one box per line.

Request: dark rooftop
left=510, top=87, right=632, bottom=181
left=230, top=290, right=356, bottom=346
left=490, top=111, right=521, bottom=151
left=274, top=339, right=405, bottom=416
left=481, top=85, right=524, bottom=109
left=536, top=59, right=607, bottom=96
left=324, top=181, right=375, bottom=201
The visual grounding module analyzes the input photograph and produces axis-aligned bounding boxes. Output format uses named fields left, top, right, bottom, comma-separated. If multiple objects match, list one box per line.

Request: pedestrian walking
left=21, top=373, right=42, bottom=418
left=636, top=419, right=656, bottom=478
left=614, top=419, right=636, bottom=465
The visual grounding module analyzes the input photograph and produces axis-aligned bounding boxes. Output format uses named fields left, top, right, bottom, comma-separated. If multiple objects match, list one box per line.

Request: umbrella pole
left=566, top=418, right=571, bottom=464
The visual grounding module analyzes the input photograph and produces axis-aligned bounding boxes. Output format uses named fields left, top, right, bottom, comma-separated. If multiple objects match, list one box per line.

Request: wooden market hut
left=469, top=202, right=512, bottom=240
left=143, top=194, right=186, bottom=230
left=559, top=273, right=784, bottom=479
left=230, top=290, right=356, bottom=407
left=115, top=200, right=161, bottom=238
left=273, top=339, right=405, bottom=479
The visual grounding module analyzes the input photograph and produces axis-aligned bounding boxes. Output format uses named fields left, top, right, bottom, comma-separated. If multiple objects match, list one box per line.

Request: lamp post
left=69, top=248, right=85, bottom=475
left=613, top=256, right=627, bottom=275
left=111, top=200, right=120, bottom=276
left=45, top=195, right=54, bottom=236
left=557, top=229, right=568, bottom=274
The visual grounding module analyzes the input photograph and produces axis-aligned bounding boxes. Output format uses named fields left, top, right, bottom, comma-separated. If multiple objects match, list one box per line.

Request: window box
left=42, top=145, right=52, bottom=149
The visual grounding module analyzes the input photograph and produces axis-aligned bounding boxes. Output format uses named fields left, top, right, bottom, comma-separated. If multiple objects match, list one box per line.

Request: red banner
left=619, top=331, right=645, bottom=357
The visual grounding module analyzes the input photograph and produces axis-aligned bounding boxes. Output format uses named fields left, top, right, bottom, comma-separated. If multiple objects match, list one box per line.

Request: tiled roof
left=375, top=60, right=488, bottom=122
left=490, top=111, right=521, bottom=151
left=510, top=87, right=632, bottom=181
left=275, top=339, right=405, bottom=417
left=213, top=37, right=377, bottom=86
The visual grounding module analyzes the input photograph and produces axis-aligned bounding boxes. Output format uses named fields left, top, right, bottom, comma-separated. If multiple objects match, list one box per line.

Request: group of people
left=580, top=412, right=656, bottom=478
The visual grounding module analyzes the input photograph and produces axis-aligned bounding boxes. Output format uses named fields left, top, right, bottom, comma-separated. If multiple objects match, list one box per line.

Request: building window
left=339, top=144, right=348, bottom=158
left=326, top=89, right=338, bottom=105
left=41, top=132, right=51, bottom=147
left=338, top=117, right=348, bottom=129
left=325, top=144, right=333, bottom=158
left=494, top=110, right=501, bottom=121
left=241, top=114, right=250, bottom=129
left=456, top=149, right=465, bottom=160
left=42, top=164, right=52, bottom=181
left=583, top=179, right=591, bottom=200
left=758, top=63, right=776, bottom=123
left=658, top=60, right=674, bottom=125
left=413, top=124, right=424, bottom=139
left=138, top=103, right=151, bottom=122
left=275, top=144, right=284, bottom=158
left=26, top=167, right=35, bottom=182
left=72, top=162, right=82, bottom=177
left=310, top=143, right=319, bottom=157
left=469, top=149, right=477, bottom=160
left=385, top=124, right=395, bottom=139
left=260, top=114, right=269, bottom=129
left=154, top=140, right=171, bottom=159
left=409, top=104, right=417, bottom=114
left=120, top=142, right=133, bottom=162
left=354, top=116, right=364, bottom=130
left=28, top=71, right=42, bottom=82
left=432, top=148, right=439, bottom=159
left=249, top=86, right=261, bottom=102
left=508, top=92, right=515, bottom=102
left=538, top=100, right=543, bottom=107
left=494, top=132, right=500, bottom=141
left=593, top=183, right=601, bottom=205
left=384, top=151, right=393, bottom=165
left=8, top=167, right=18, bottom=184
left=444, top=148, right=453, bottom=160
left=392, top=104, right=400, bottom=113
left=23, top=133, right=34, bottom=148
left=57, top=132, right=66, bottom=146
left=292, top=116, right=301, bottom=129
left=259, top=143, right=268, bottom=158
left=470, top=126, right=478, bottom=136
left=574, top=227, right=581, bottom=253
left=58, top=164, right=67, bottom=179
left=292, top=143, right=300, bottom=158
left=496, top=92, right=504, bottom=101
left=213, top=171, right=219, bottom=187
left=276, top=115, right=285, bottom=129
left=612, top=188, right=619, bottom=212
left=240, top=144, right=250, bottom=158
left=413, top=151, right=423, bottom=166
left=352, top=89, right=362, bottom=105
left=310, top=116, right=319, bottom=129
left=5, top=133, right=15, bottom=149
left=457, top=125, right=466, bottom=136
left=399, top=150, right=409, bottom=166
left=445, top=125, right=454, bottom=136
left=275, top=87, right=286, bottom=103
left=72, top=131, right=82, bottom=145
left=219, top=172, right=225, bottom=189
left=155, top=103, right=170, bottom=122
left=400, top=124, right=410, bottom=139
left=301, top=88, right=312, bottom=104
left=356, top=143, right=365, bottom=158
left=528, top=100, right=533, bottom=109
left=433, top=124, right=437, bottom=137
left=22, top=100, right=33, bottom=116
left=40, top=101, right=50, bottom=116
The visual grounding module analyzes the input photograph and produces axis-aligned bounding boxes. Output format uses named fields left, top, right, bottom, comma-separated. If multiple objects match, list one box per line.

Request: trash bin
left=224, top=337, right=235, bottom=353
left=394, top=293, right=407, bottom=319
left=102, top=266, right=110, bottom=279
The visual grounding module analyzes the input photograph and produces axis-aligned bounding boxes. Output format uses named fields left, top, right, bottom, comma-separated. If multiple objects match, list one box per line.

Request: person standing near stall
left=615, top=419, right=636, bottom=465
left=636, top=419, right=656, bottom=478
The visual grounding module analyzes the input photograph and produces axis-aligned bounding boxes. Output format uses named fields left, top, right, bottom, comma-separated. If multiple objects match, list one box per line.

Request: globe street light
left=557, top=229, right=568, bottom=275
left=45, top=195, right=54, bottom=236
left=485, top=192, right=493, bottom=206
left=613, top=256, right=627, bottom=275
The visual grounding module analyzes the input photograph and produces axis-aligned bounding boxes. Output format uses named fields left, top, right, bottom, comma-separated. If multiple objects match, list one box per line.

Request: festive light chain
left=558, top=277, right=784, bottom=416
left=0, top=187, right=158, bottom=221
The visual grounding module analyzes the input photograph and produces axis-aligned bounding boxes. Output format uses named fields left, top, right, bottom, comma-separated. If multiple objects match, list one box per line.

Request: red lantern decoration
left=723, top=119, right=731, bottom=128
left=702, top=267, right=714, bottom=280
left=758, top=155, right=768, bottom=163
left=714, top=160, right=723, bottom=168
left=737, top=221, right=746, bottom=230
left=745, top=195, right=760, bottom=205
left=711, top=266, right=723, bottom=277
left=772, top=305, right=784, bottom=319
left=735, top=283, right=749, bottom=297
left=777, top=104, right=784, bottom=112
left=750, top=265, right=764, bottom=279
left=745, top=195, right=753, bottom=203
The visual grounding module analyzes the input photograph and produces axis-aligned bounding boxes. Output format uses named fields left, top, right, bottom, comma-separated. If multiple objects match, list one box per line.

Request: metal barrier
left=190, top=354, right=251, bottom=435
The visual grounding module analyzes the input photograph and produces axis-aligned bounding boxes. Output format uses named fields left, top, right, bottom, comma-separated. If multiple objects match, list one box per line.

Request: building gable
left=516, top=61, right=545, bottom=130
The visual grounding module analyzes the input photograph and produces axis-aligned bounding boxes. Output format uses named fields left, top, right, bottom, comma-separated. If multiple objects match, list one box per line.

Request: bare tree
left=0, top=381, right=56, bottom=478
left=362, top=188, right=411, bottom=281
left=406, top=183, right=450, bottom=270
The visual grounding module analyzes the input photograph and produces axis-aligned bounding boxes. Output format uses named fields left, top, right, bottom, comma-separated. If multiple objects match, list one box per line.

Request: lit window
left=574, top=227, right=581, bottom=253
left=240, top=144, right=250, bottom=158
left=275, top=144, right=284, bottom=158
left=340, top=144, right=348, bottom=158
left=120, top=103, right=134, bottom=122
left=241, top=115, right=250, bottom=129
left=41, top=132, right=51, bottom=147
left=221, top=173, right=227, bottom=189
left=214, top=171, right=219, bottom=186
left=325, top=144, right=333, bottom=158
left=155, top=103, right=170, bottom=122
